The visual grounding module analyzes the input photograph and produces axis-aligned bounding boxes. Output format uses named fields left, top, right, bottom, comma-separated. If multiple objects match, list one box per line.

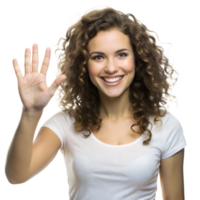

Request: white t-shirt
left=41, top=111, right=187, bottom=200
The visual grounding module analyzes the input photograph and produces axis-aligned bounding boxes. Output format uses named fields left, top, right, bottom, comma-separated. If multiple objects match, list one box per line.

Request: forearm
left=5, top=108, right=43, bottom=184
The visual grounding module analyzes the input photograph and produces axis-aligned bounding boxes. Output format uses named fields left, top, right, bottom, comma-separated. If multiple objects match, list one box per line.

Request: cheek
left=88, top=63, right=100, bottom=81
left=124, top=58, right=135, bottom=72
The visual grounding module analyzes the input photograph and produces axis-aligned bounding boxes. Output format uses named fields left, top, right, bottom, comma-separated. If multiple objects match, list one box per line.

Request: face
left=87, top=29, right=135, bottom=98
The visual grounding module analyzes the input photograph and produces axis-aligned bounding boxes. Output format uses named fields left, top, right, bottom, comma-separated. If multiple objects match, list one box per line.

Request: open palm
left=12, top=44, right=66, bottom=112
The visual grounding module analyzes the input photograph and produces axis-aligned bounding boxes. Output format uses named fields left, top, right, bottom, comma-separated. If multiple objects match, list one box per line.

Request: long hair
left=55, top=7, right=178, bottom=145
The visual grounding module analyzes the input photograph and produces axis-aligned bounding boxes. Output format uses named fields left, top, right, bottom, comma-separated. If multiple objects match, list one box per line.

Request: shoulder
left=43, top=110, right=73, bottom=126
left=150, top=110, right=182, bottom=133
left=47, top=110, right=70, bottom=122
left=163, top=112, right=182, bottom=130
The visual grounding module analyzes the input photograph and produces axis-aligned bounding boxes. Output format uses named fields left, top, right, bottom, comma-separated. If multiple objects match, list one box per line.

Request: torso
left=91, top=117, right=143, bottom=145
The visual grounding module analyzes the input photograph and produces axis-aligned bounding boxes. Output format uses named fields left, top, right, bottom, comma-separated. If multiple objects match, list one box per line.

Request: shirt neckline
left=90, top=131, right=147, bottom=148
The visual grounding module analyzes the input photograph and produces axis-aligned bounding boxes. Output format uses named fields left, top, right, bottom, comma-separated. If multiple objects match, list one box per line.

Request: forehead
left=87, top=29, right=132, bottom=52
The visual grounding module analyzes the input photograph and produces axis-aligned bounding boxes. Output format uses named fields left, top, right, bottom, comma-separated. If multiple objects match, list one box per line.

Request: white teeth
left=103, top=76, right=123, bottom=82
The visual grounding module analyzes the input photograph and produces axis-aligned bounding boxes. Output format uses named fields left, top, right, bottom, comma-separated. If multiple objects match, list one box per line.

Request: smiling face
left=87, top=29, right=135, bottom=99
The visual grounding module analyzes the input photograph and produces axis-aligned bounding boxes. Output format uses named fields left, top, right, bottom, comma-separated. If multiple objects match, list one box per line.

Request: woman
left=5, top=7, right=186, bottom=200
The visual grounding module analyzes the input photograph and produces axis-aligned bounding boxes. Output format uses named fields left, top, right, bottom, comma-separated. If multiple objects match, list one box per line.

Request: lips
left=100, top=75, right=125, bottom=86
left=100, top=75, right=124, bottom=78
left=101, top=75, right=124, bottom=80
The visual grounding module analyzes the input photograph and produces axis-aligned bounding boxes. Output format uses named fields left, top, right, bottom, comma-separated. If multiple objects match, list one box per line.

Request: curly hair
left=54, top=7, right=178, bottom=145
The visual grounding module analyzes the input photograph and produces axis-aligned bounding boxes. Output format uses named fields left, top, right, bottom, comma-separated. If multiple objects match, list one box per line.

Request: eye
left=118, top=53, right=127, bottom=57
left=92, top=55, right=103, bottom=60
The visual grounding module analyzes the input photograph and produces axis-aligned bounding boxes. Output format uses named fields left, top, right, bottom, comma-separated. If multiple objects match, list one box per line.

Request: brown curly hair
left=54, top=7, right=178, bottom=145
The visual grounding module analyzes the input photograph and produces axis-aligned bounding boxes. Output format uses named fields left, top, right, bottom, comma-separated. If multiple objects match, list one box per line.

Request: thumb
left=48, top=75, right=66, bottom=96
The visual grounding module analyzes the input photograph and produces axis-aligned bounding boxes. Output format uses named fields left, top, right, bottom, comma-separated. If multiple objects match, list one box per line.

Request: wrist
left=22, top=107, right=43, bottom=120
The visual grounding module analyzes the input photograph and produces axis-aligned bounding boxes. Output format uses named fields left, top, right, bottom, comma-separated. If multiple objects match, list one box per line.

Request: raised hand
left=12, top=44, right=66, bottom=112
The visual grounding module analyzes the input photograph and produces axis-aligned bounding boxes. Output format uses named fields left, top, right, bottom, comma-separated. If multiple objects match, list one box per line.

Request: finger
left=40, top=47, right=51, bottom=76
left=24, top=48, right=31, bottom=74
left=13, top=59, right=23, bottom=81
left=48, top=75, right=66, bottom=96
left=32, top=43, right=39, bottom=73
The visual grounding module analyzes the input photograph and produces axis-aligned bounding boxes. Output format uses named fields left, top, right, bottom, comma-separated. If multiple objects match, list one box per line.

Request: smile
left=100, top=75, right=124, bottom=86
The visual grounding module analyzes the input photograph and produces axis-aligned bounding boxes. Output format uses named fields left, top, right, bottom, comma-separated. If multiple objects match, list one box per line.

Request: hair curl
left=55, top=7, right=178, bottom=145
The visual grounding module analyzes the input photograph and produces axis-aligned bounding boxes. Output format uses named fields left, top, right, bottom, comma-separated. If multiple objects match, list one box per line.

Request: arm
left=159, top=148, right=185, bottom=200
left=5, top=109, right=61, bottom=184
left=6, top=44, right=65, bottom=184
left=5, top=109, right=43, bottom=183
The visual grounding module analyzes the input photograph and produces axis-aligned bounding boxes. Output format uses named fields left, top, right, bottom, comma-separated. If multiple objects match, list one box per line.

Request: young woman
left=5, top=7, right=186, bottom=200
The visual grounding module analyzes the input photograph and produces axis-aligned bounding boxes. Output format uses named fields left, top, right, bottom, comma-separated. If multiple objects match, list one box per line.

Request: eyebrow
left=89, top=48, right=129, bottom=56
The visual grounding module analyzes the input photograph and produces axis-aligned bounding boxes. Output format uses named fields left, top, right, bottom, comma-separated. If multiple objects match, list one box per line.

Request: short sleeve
left=161, top=115, right=187, bottom=159
left=40, top=112, right=65, bottom=150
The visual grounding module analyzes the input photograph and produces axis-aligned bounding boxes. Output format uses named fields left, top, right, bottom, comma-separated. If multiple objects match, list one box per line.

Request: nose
left=104, top=57, right=119, bottom=73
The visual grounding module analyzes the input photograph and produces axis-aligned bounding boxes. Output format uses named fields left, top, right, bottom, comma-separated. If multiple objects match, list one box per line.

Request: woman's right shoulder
left=43, top=110, right=72, bottom=125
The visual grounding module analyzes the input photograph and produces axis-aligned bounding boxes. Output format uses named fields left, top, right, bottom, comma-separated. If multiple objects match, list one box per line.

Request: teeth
left=103, top=76, right=123, bottom=82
